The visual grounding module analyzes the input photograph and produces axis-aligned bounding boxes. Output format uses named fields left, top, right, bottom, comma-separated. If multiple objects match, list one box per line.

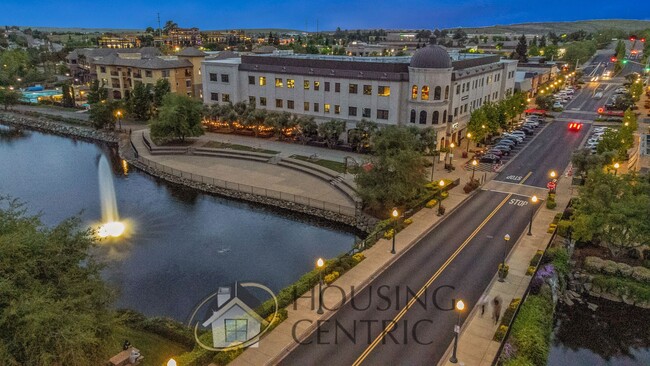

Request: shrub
left=499, top=263, right=510, bottom=278
left=556, top=220, right=571, bottom=237
left=425, top=199, right=437, bottom=208
left=529, top=250, right=543, bottom=267
left=441, top=191, right=449, bottom=198
left=403, top=218, right=413, bottom=226
left=526, top=266, right=536, bottom=276
left=602, top=260, right=618, bottom=275
left=584, top=256, right=605, bottom=273
left=352, top=253, right=365, bottom=263
left=546, top=200, right=557, bottom=209
left=632, top=266, right=650, bottom=283
left=324, top=271, right=340, bottom=284
left=508, top=292, right=554, bottom=366
left=617, top=262, right=633, bottom=277
left=494, top=325, right=509, bottom=342
left=383, top=229, right=394, bottom=239
left=592, top=275, right=650, bottom=302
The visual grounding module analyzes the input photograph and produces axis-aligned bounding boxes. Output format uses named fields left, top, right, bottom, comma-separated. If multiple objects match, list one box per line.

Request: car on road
left=479, top=154, right=501, bottom=163
left=593, top=91, right=603, bottom=99
left=568, top=122, right=583, bottom=131
left=553, top=102, right=564, bottom=109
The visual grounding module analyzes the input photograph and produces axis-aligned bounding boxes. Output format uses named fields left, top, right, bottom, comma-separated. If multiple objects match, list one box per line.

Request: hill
left=447, top=19, right=650, bottom=35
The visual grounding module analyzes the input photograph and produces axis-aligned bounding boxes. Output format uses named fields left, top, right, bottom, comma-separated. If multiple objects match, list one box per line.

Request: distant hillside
left=453, top=19, right=650, bottom=35
left=5, top=26, right=143, bottom=34
left=205, top=28, right=305, bottom=34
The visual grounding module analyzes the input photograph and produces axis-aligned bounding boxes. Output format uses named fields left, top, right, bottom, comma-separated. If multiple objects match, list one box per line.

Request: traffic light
left=622, top=59, right=628, bottom=65
left=642, top=38, right=646, bottom=42
left=611, top=56, right=618, bottom=62
left=630, top=36, right=636, bottom=41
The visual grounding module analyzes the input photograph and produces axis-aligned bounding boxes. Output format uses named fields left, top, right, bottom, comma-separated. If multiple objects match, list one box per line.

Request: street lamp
left=466, top=133, right=472, bottom=153
left=613, top=162, right=620, bottom=176
left=471, top=159, right=478, bottom=182
left=449, top=299, right=465, bottom=363
left=528, top=196, right=538, bottom=236
left=167, top=359, right=177, bottom=366
left=499, top=234, right=510, bottom=282
left=390, top=208, right=399, bottom=254
left=448, top=142, right=455, bottom=168
left=316, top=258, right=325, bottom=314
left=549, top=170, right=557, bottom=193
left=116, top=110, right=123, bottom=131
left=438, top=180, right=445, bottom=216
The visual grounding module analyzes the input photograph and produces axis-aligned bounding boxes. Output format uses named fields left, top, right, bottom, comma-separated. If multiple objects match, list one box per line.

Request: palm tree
left=163, top=21, right=178, bottom=35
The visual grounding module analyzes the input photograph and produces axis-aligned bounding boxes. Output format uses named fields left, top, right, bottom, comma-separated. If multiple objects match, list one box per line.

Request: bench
left=108, top=347, right=143, bottom=366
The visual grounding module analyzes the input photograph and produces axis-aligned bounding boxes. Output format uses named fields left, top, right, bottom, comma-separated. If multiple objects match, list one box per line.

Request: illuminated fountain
left=97, top=155, right=125, bottom=238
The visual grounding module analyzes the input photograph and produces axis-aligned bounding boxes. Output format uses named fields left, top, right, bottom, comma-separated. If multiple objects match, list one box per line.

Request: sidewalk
left=438, top=172, right=575, bottom=366
left=231, top=163, right=495, bottom=366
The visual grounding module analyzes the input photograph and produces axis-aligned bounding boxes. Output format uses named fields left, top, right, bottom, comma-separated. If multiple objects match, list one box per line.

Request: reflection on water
left=0, top=125, right=356, bottom=321
left=548, top=298, right=650, bottom=365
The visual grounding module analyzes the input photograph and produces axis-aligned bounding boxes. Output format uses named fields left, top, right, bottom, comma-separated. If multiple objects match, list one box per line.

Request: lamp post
left=116, top=110, right=123, bottom=131
left=449, top=299, right=465, bottom=364
left=466, top=132, right=472, bottom=153
left=447, top=142, right=455, bottom=170
left=316, top=258, right=325, bottom=314
left=391, top=208, right=399, bottom=254
left=549, top=170, right=557, bottom=193
left=471, top=159, right=478, bottom=182
left=167, top=359, right=177, bottom=366
left=438, top=180, right=445, bottom=216
left=613, top=162, right=619, bottom=176
left=528, top=195, right=538, bottom=236
left=499, top=234, right=510, bottom=282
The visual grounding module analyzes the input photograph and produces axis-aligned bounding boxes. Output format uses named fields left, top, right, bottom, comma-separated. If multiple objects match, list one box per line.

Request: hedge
left=504, top=290, right=554, bottom=366
left=592, top=275, right=650, bottom=303
left=115, top=309, right=195, bottom=348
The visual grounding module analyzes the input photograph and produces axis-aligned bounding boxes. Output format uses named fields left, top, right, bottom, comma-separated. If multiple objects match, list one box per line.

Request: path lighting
left=528, top=196, right=538, bottom=236
left=614, top=162, right=620, bottom=176
left=449, top=299, right=465, bottom=363
left=471, top=159, right=478, bottom=181
left=448, top=142, right=455, bottom=167
left=116, top=110, right=123, bottom=131
left=499, top=234, right=510, bottom=282
left=316, top=258, right=325, bottom=314
left=391, top=208, right=399, bottom=254
left=466, top=133, right=472, bottom=153
left=167, top=359, right=177, bottom=366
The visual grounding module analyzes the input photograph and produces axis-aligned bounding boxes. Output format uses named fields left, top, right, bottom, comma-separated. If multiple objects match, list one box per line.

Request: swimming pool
left=21, top=89, right=62, bottom=104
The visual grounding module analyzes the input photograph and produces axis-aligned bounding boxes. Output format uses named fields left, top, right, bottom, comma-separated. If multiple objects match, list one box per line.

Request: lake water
left=0, top=125, right=355, bottom=321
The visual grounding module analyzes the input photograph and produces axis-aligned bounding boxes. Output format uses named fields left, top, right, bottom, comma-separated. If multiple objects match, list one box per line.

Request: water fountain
left=97, top=155, right=125, bottom=238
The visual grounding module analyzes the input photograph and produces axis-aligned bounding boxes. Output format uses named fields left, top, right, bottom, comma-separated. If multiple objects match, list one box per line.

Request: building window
left=335, top=83, right=340, bottom=93
left=287, top=100, right=294, bottom=109
left=275, top=78, right=283, bottom=87
left=100, top=66, right=106, bottom=73
left=421, top=86, right=430, bottom=100
left=444, top=86, right=449, bottom=100
left=249, top=96, right=256, bottom=105
left=419, top=111, right=427, bottom=125
left=314, top=103, right=319, bottom=112
left=221, top=74, right=229, bottom=83
left=363, top=85, right=372, bottom=95
left=410, top=109, right=416, bottom=123
left=304, top=102, right=309, bottom=111
left=443, top=110, right=447, bottom=123
left=222, top=94, right=230, bottom=103
left=186, top=79, right=192, bottom=88
left=209, top=73, right=218, bottom=81
left=314, top=81, right=320, bottom=91
left=432, top=111, right=439, bottom=124
left=454, top=107, right=458, bottom=117
left=145, top=70, right=152, bottom=78
left=224, top=319, right=248, bottom=343
left=378, top=86, right=390, bottom=97
left=377, top=109, right=389, bottom=120
left=248, top=76, right=255, bottom=85
left=162, top=70, right=170, bottom=78
left=276, top=99, right=283, bottom=108
left=324, top=104, right=331, bottom=113
left=362, top=108, right=371, bottom=118
left=334, top=105, right=340, bottom=114
left=456, top=85, right=460, bottom=94
left=260, top=97, right=267, bottom=106
left=349, top=106, right=357, bottom=116
left=434, top=86, right=442, bottom=100
left=210, top=93, right=219, bottom=101
left=259, top=76, right=266, bottom=86
left=325, top=82, right=330, bottom=92
left=349, top=84, right=358, bottom=94
left=304, top=80, right=310, bottom=89
left=411, top=85, right=418, bottom=99
left=287, top=79, right=295, bottom=88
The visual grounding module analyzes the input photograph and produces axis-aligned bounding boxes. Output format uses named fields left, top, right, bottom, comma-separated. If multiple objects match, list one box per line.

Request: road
left=280, top=95, right=591, bottom=366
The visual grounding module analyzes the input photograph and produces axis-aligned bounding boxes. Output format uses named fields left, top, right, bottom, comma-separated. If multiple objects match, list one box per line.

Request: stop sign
left=547, top=181, right=556, bottom=190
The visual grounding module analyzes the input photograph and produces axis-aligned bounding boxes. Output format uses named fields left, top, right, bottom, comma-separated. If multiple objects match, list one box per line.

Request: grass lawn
left=203, top=140, right=279, bottom=154
left=291, top=155, right=347, bottom=173
left=106, top=325, right=190, bottom=366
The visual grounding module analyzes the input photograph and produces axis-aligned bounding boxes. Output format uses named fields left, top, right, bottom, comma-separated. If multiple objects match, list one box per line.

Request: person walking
left=492, top=295, right=502, bottom=325
left=478, top=295, right=489, bottom=317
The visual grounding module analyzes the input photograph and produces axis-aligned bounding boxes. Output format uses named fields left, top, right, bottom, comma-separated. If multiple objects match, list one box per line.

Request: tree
left=515, top=34, right=528, bottom=62
left=348, top=119, right=378, bottom=153
left=267, top=111, right=296, bottom=141
left=0, top=199, right=114, bottom=365
left=89, top=101, right=118, bottom=130
left=572, top=171, right=650, bottom=257
left=128, top=82, right=153, bottom=121
left=571, top=148, right=610, bottom=179
left=145, top=26, right=155, bottom=34
left=318, top=120, right=346, bottom=149
left=149, top=94, right=204, bottom=142
left=244, top=108, right=268, bottom=138
left=61, top=83, right=75, bottom=108
left=152, top=78, right=171, bottom=114
left=539, top=35, right=547, bottom=48
left=296, top=116, right=317, bottom=144
left=536, top=95, right=554, bottom=110
left=597, top=128, right=632, bottom=160
left=0, top=89, right=21, bottom=110
left=163, top=20, right=178, bottom=35
left=87, top=79, right=108, bottom=104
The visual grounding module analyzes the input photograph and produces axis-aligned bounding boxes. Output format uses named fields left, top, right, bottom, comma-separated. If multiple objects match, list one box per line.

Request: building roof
left=410, top=45, right=452, bottom=69
left=93, top=54, right=193, bottom=70
left=252, top=45, right=277, bottom=54
left=67, top=47, right=161, bottom=60
left=208, top=50, right=239, bottom=60
left=177, top=47, right=207, bottom=57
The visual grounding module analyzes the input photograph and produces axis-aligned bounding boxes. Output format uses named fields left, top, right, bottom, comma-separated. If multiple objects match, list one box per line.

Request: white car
left=524, top=119, right=540, bottom=127
left=614, top=87, right=626, bottom=93
left=553, top=102, right=564, bottom=109
left=593, top=92, right=603, bottom=99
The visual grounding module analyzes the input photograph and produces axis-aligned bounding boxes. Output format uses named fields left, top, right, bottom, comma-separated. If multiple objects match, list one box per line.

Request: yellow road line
left=352, top=193, right=512, bottom=366
left=520, top=171, right=532, bottom=185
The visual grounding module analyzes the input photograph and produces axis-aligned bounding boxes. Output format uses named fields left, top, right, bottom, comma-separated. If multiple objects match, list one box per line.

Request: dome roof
left=410, top=45, right=452, bottom=69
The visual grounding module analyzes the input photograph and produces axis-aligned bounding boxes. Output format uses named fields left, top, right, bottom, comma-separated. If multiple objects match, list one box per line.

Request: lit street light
left=316, top=258, right=325, bottom=314
left=528, top=196, right=538, bottom=236
left=448, top=142, right=455, bottom=169
left=449, top=299, right=465, bottom=364
left=438, top=180, right=445, bottom=216
left=116, top=110, right=123, bottom=131
left=391, top=208, right=399, bottom=254
left=471, top=159, right=478, bottom=182
left=613, top=162, right=620, bottom=176
left=498, top=234, right=510, bottom=282
left=167, top=359, right=177, bottom=366
left=466, top=132, right=472, bottom=153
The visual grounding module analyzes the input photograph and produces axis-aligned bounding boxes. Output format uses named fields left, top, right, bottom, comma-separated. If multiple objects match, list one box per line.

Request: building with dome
left=202, top=46, right=517, bottom=147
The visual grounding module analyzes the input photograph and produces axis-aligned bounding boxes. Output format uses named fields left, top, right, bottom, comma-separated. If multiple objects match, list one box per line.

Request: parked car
left=490, top=146, right=511, bottom=155
left=518, top=126, right=534, bottom=135
left=509, top=131, right=527, bottom=137
left=524, top=119, right=540, bottom=127
left=593, top=92, right=603, bottom=99
left=480, top=154, right=501, bottom=163
left=486, top=149, right=505, bottom=157
left=523, top=122, right=538, bottom=129
left=494, top=143, right=513, bottom=151
left=553, top=102, right=564, bottom=109
left=495, top=138, right=517, bottom=147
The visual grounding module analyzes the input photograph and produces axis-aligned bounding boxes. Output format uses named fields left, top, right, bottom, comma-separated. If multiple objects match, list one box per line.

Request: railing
left=142, top=132, right=152, bottom=151
left=130, top=135, right=139, bottom=158
left=135, top=154, right=357, bottom=217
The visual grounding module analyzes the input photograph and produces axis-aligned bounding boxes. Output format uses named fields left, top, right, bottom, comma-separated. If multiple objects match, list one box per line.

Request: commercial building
left=202, top=45, right=516, bottom=146
left=98, top=35, right=140, bottom=49
left=66, top=47, right=161, bottom=83
left=168, top=28, right=201, bottom=47
left=93, top=47, right=206, bottom=100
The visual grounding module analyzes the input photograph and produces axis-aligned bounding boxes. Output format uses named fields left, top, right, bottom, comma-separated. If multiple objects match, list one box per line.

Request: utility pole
left=157, top=13, right=162, bottom=37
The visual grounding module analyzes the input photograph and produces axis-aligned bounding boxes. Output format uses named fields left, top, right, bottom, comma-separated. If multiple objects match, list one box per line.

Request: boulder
left=584, top=282, right=593, bottom=291
left=587, top=302, right=598, bottom=311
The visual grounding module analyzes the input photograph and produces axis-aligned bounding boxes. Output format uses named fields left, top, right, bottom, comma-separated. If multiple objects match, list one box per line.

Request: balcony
left=133, top=73, right=142, bottom=79
left=110, top=71, right=119, bottom=77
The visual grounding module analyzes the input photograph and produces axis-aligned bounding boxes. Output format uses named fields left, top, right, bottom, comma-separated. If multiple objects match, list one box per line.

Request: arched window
left=410, top=109, right=416, bottom=123
left=434, top=86, right=442, bottom=100
left=411, top=85, right=418, bottom=100
left=442, top=110, right=447, bottom=123
left=421, top=86, right=429, bottom=100
left=419, top=111, right=427, bottom=125
left=432, top=111, right=439, bottom=124
left=444, top=86, right=449, bottom=100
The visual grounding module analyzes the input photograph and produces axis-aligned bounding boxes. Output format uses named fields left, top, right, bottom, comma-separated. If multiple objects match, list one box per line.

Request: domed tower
left=406, top=45, right=453, bottom=147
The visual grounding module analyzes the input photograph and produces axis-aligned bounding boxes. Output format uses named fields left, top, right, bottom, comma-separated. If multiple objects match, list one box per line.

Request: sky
left=1, top=0, right=649, bottom=31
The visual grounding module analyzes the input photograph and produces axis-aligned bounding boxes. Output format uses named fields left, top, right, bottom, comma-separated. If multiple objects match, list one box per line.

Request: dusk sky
left=1, top=0, right=649, bottom=30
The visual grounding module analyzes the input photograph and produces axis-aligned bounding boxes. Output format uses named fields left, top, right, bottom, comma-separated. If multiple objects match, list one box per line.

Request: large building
left=66, top=47, right=161, bottom=83
left=93, top=47, right=206, bottom=100
left=202, top=45, right=516, bottom=146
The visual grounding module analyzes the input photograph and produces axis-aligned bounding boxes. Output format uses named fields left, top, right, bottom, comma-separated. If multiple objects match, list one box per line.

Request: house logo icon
left=188, top=282, right=278, bottom=352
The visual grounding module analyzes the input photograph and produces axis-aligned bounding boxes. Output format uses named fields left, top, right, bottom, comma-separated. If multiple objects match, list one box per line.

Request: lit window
left=314, top=81, right=320, bottom=91
left=363, top=85, right=372, bottom=95
left=222, top=94, right=230, bottom=103
left=378, top=86, right=390, bottom=97
left=411, top=85, right=418, bottom=99
left=259, top=76, right=266, bottom=86
left=324, top=104, right=331, bottom=113
left=421, top=86, right=429, bottom=100
left=275, top=78, right=283, bottom=87
left=304, top=80, right=310, bottom=89
left=349, top=84, right=358, bottom=94
left=287, top=79, right=295, bottom=88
